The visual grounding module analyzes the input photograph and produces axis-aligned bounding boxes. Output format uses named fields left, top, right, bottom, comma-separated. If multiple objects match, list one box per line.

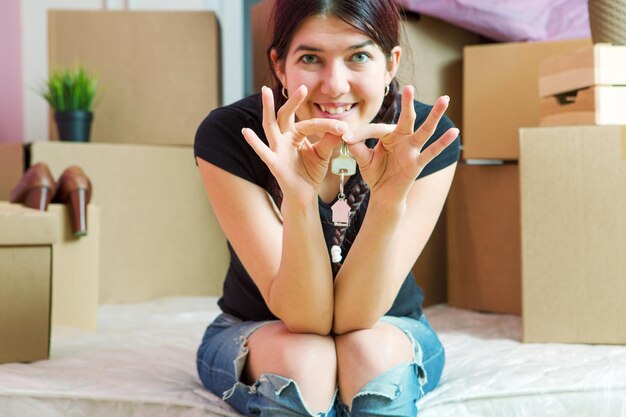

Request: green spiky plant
left=39, top=65, right=98, bottom=112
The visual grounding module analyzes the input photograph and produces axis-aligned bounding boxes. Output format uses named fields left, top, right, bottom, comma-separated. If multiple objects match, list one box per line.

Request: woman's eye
left=351, top=52, right=371, bottom=63
left=300, top=54, right=319, bottom=64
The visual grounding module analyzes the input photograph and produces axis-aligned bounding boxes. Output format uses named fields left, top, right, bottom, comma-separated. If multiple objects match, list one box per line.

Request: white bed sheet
left=1, top=297, right=625, bottom=417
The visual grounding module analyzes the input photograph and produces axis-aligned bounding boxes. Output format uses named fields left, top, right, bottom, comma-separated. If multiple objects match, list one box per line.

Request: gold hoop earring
left=282, top=87, right=289, bottom=99
left=384, top=84, right=390, bottom=96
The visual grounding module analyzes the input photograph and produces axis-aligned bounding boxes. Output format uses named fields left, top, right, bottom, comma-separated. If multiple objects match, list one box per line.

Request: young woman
left=194, top=0, right=460, bottom=415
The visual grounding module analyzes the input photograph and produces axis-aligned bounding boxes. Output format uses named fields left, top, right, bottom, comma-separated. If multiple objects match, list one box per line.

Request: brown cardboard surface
left=30, top=142, right=228, bottom=303
left=49, top=204, right=99, bottom=331
left=398, top=13, right=481, bottom=130
left=412, top=212, right=447, bottom=306
left=539, top=44, right=626, bottom=97
left=520, top=125, right=626, bottom=344
left=251, top=0, right=274, bottom=91
left=447, top=162, right=521, bottom=314
left=0, top=203, right=55, bottom=364
left=0, top=143, right=24, bottom=201
left=0, top=247, right=52, bottom=364
left=0, top=203, right=58, bottom=245
left=48, top=11, right=220, bottom=146
left=463, top=38, right=591, bottom=160
left=540, top=85, right=626, bottom=126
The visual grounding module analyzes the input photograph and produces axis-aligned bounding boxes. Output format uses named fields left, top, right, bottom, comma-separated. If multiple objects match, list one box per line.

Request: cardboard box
left=251, top=2, right=481, bottom=128
left=48, top=11, right=220, bottom=146
left=539, top=44, right=626, bottom=98
left=538, top=44, right=626, bottom=126
left=0, top=203, right=57, bottom=364
left=30, top=142, right=229, bottom=304
left=49, top=203, right=100, bottom=331
left=446, top=161, right=521, bottom=314
left=520, top=125, right=626, bottom=344
left=0, top=143, right=24, bottom=201
left=412, top=212, right=448, bottom=306
left=463, top=39, right=591, bottom=160
left=540, top=85, right=626, bottom=126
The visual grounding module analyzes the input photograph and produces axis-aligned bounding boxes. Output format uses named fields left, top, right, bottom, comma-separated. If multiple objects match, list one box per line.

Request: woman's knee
left=245, top=321, right=337, bottom=383
left=244, top=322, right=338, bottom=415
left=334, top=322, right=414, bottom=406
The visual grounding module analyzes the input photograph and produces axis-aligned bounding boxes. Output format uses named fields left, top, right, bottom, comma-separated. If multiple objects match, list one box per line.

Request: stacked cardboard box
left=0, top=143, right=23, bottom=201
left=0, top=204, right=57, bottom=363
left=520, top=125, right=626, bottom=344
left=520, top=43, right=626, bottom=344
left=448, top=38, right=592, bottom=315
left=30, top=142, right=229, bottom=304
left=539, top=44, right=626, bottom=126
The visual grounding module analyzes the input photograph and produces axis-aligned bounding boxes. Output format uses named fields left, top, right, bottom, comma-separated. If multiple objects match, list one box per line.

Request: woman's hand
left=242, top=86, right=348, bottom=206
left=343, top=85, right=459, bottom=201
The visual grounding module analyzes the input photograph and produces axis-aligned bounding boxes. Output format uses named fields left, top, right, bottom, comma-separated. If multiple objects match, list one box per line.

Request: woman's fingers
left=396, top=85, right=417, bottom=135
left=294, top=118, right=348, bottom=141
left=341, top=123, right=396, bottom=145
left=242, top=127, right=276, bottom=168
left=416, top=127, right=459, bottom=169
left=260, top=86, right=281, bottom=147
left=276, top=85, right=307, bottom=132
left=410, top=95, right=450, bottom=149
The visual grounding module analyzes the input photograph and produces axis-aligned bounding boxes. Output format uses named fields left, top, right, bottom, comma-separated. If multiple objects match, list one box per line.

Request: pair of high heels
left=10, top=162, right=92, bottom=237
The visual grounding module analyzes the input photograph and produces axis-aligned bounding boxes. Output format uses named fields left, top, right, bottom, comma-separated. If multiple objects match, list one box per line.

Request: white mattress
left=1, top=298, right=625, bottom=417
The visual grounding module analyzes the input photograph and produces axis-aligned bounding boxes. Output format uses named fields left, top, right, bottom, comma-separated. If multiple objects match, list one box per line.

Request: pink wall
left=0, top=0, right=24, bottom=143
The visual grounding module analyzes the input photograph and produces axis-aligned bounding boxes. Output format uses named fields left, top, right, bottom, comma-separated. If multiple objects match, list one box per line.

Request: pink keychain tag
left=331, top=199, right=351, bottom=227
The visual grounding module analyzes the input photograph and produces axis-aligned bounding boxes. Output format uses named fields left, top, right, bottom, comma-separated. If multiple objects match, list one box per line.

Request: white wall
left=21, top=0, right=244, bottom=143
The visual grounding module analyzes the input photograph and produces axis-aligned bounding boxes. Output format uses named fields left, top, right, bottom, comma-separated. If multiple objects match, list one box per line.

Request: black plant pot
left=54, top=111, right=93, bottom=142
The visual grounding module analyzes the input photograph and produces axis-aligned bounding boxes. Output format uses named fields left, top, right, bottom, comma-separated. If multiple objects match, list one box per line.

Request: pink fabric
left=396, top=0, right=592, bottom=42
left=0, top=0, right=24, bottom=143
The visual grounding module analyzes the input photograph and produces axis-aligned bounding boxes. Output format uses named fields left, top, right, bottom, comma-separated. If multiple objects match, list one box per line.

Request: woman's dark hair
left=267, top=0, right=402, bottom=125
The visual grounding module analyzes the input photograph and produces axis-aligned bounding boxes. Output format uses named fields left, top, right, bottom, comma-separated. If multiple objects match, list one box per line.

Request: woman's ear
left=270, top=49, right=287, bottom=86
left=385, top=46, right=402, bottom=85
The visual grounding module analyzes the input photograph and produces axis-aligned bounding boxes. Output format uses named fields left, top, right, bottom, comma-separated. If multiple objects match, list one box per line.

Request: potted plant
left=39, top=65, right=99, bottom=142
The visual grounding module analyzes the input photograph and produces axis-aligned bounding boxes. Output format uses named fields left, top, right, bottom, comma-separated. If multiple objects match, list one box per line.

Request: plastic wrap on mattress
left=1, top=298, right=626, bottom=417
left=395, top=0, right=592, bottom=42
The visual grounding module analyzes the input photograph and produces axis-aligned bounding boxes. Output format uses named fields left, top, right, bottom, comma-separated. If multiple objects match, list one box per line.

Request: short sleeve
left=193, top=96, right=270, bottom=188
left=413, top=101, right=461, bottom=179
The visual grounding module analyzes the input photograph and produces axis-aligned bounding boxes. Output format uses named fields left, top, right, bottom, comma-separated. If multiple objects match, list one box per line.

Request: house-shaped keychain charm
left=331, top=199, right=351, bottom=227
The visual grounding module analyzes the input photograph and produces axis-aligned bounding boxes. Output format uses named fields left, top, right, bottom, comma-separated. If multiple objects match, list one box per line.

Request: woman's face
left=273, top=15, right=401, bottom=136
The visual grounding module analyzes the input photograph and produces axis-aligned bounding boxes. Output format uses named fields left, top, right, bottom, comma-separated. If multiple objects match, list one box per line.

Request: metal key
left=331, top=143, right=356, bottom=175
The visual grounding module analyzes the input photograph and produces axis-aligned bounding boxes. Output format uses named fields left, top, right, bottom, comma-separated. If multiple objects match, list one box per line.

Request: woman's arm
left=197, top=159, right=333, bottom=334
left=197, top=86, right=348, bottom=335
left=333, top=85, right=459, bottom=334
left=332, top=163, right=456, bottom=334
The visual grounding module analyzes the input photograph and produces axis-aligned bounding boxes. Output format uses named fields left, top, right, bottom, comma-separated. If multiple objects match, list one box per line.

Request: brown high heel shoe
left=53, top=166, right=93, bottom=237
left=9, top=162, right=57, bottom=211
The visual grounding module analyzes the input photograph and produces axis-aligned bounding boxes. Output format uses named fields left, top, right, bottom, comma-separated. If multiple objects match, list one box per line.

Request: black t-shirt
left=194, top=93, right=460, bottom=322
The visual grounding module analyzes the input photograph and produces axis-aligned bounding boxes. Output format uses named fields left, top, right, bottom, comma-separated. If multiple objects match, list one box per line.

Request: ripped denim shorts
left=196, top=313, right=445, bottom=417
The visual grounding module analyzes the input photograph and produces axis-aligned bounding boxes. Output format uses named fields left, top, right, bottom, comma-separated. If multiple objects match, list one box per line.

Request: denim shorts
left=196, top=313, right=445, bottom=417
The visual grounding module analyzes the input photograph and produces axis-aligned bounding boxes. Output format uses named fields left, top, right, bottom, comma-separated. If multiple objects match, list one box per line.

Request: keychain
left=330, top=142, right=356, bottom=227
left=330, top=142, right=357, bottom=263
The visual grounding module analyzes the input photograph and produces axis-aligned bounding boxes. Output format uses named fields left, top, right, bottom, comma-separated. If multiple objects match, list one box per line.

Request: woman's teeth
left=319, top=104, right=353, bottom=115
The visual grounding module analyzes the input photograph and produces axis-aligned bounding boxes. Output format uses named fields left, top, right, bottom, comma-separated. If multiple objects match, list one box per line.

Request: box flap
left=539, top=43, right=626, bottom=97
left=0, top=203, right=58, bottom=245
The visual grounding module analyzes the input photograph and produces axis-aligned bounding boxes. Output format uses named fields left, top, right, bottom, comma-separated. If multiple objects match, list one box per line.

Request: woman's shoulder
left=201, top=93, right=263, bottom=128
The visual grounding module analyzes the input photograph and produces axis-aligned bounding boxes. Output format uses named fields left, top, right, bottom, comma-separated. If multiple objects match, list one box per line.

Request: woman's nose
left=320, top=61, right=350, bottom=97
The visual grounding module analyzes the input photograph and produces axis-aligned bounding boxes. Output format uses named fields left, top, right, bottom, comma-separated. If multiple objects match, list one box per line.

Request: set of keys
left=329, top=142, right=357, bottom=264
left=330, top=142, right=356, bottom=227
